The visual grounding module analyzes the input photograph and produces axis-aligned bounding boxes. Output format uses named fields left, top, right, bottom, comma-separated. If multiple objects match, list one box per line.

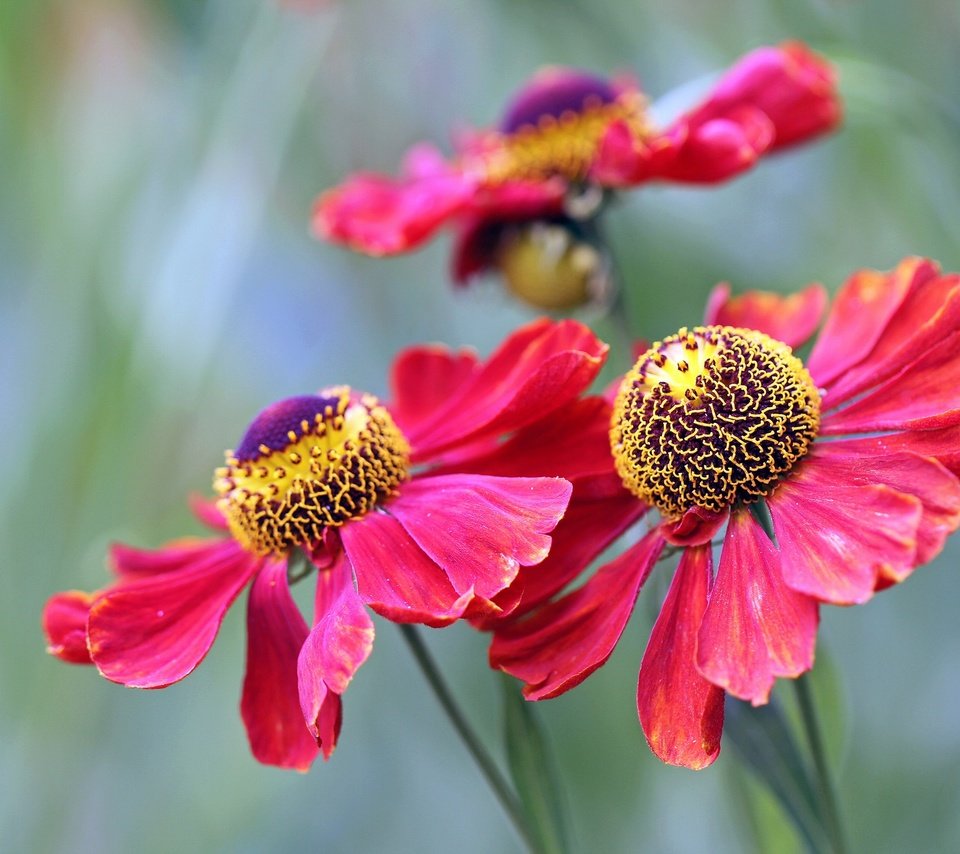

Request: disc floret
left=215, top=388, right=410, bottom=555
left=611, top=326, right=821, bottom=518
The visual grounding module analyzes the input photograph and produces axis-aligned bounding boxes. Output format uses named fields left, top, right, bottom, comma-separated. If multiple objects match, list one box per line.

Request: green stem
left=793, top=674, right=848, bottom=854
left=398, top=625, right=537, bottom=852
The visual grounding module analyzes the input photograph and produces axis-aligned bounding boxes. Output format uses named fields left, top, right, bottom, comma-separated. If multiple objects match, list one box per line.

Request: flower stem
left=398, top=624, right=538, bottom=852
left=793, top=673, right=848, bottom=854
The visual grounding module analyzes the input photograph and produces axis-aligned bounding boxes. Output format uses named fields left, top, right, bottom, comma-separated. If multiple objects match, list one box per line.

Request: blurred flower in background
left=313, top=42, right=840, bottom=308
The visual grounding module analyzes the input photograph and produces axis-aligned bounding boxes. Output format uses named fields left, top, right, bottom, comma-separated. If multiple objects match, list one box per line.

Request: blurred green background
left=4, top=0, right=960, bottom=851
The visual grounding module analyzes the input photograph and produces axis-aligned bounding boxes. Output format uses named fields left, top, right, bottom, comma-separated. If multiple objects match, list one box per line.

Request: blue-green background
left=3, top=0, right=960, bottom=851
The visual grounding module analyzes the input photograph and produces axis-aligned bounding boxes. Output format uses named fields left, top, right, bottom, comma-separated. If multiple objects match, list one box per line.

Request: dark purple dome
left=234, top=394, right=342, bottom=461
left=500, top=68, right=618, bottom=134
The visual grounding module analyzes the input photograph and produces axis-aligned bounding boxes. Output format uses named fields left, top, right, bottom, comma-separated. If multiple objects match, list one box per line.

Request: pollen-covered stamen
left=475, top=90, right=648, bottom=185
left=611, top=326, right=821, bottom=519
left=214, top=389, right=410, bottom=555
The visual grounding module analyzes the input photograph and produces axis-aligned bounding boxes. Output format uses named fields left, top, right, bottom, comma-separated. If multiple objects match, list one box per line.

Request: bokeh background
left=4, top=0, right=960, bottom=851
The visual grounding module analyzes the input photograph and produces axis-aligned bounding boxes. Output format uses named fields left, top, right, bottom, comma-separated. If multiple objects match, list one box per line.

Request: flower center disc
left=610, top=326, right=821, bottom=519
left=214, top=388, right=409, bottom=555
left=478, top=73, right=647, bottom=185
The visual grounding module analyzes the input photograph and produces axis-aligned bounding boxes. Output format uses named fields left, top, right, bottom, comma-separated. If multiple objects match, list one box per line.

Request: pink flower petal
left=637, top=546, right=724, bottom=770
left=482, top=485, right=646, bottom=624
left=803, top=443, right=960, bottom=571
left=88, top=540, right=260, bottom=688
left=697, top=510, right=818, bottom=705
left=807, top=259, right=932, bottom=388
left=661, top=505, right=728, bottom=547
left=768, top=457, right=921, bottom=604
left=387, top=474, right=572, bottom=613
left=312, top=167, right=476, bottom=255
left=109, top=539, right=218, bottom=578
left=43, top=590, right=95, bottom=664
left=821, top=264, right=957, bottom=406
left=298, top=554, right=374, bottom=759
left=704, top=282, right=827, bottom=349
left=404, top=318, right=608, bottom=460
left=340, top=511, right=471, bottom=626
left=389, top=345, right=480, bottom=438
left=833, top=426, right=960, bottom=479
left=241, top=559, right=318, bottom=771
left=489, top=531, right=665, bottom=700
left=820, top=328, right=960, bottom=434
left=681, top=41, right=841, bottom=153
left=189, top=494, right=229, bottom=530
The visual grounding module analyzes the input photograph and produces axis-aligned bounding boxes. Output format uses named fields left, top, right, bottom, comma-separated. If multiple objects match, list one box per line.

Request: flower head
left=489, top=258, right=960, bottom=769
left=313, top=43, right=840, bottom=306
left=43, top=319, right=608, bottom=771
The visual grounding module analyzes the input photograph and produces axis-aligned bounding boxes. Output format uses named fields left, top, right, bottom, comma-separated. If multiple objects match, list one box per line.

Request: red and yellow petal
left=241, top=559, right=318, bottom=771
left=697, top=510, right=818, bottom=705
left=704, top=282, right=827, bottom=349
left=637, top=546, right=724, bottom=770
left=489, top=531, right=665, bottom=700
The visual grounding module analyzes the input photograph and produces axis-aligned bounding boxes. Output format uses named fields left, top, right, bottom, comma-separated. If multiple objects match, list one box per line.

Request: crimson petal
left=490, top=531, right=664, bottom=700
left=637, top=546, right=724, bottom=769
left=704, top=282, right=826, bottom=349
left=389, top=346, right=480, bottom=438
left=340, top=511, right=470, bottom=626
left=697, top=510, right=818, bottom=705
left=387, top=474, right=571, bottom=610
left=241, top=559, right=318, bottom=771
left=298, top=553, right=374, bottom=759
left=43, top=590, right=95, bottom=664
left=89, top=539, right=260, bottom=688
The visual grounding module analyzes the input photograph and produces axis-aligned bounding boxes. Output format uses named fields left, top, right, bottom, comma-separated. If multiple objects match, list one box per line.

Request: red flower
left=42, top=319, right=607, bottom=771
left=489, top=257, right=960, bottom=770
left=313, top=43, right=840, bottom=297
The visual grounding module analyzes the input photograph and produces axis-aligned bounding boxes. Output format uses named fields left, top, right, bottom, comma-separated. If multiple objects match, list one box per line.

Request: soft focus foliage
left=5, top=0, right=960, bottom=851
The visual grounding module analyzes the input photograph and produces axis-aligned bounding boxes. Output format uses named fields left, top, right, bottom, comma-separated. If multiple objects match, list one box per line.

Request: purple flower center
left=500, top=69, right=618, bottom=134
left=235, top=394, right=342, bottom=462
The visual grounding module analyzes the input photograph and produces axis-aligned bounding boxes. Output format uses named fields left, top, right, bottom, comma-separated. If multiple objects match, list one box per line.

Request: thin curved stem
left=793, top=674, right=848, bottom=854
left=398, top=625, right=537, bottom=853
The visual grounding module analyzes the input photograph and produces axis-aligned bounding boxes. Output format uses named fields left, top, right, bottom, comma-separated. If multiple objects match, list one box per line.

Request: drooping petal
left=340, top=511, right=471, bottom=626
left=832, top=426, right=960, bottom=480
left=43, top=590, right=95, bottom=664
left=637, top=546, right=724, bottom=770
left=490, top=531, right=665, bottom=700
left=697, top=510, right=818, bottom=705
left=404, top=318, right=608, bottom=460
left=801, top=443, right=960, bottom=570
left=680, top=41, right=841, bottom=153
left=241, top=559, right=318, bottom=771
left=88, top=539, right=260, bottom=688
left=108, top=539, right=217, bottom=578
left=807, top=258, right=935, bottom=388
left=389, top=345, right=480, bottom=438
left=298, top=553, right=374, bottom=759
left=820, top=328, right=960, bottom=434
left=661, top=505, right=728, bottom=547
left=768, top=457, right=921, bottom=604
left=484, top=485, right=647, bottom=623
left=704, top=282, right=827, bottom=349
left=312, top=162, right=477, bottom=255
left=189, top=494, right=229, bottom=531
left=387, top=474, right=572, bottom=611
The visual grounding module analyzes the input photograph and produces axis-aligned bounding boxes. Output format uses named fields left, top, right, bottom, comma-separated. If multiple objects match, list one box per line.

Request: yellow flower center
left=477, top=93, right=648, bottom=185
left=214, top=388, right=409, bottom=555
left=610, top=326, right=821, bottom=519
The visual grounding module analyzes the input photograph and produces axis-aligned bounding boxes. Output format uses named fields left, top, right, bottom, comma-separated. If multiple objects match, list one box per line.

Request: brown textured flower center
left=610, top=326, right=821, bottom=519
left=214, top=388, right=409, bottom=555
